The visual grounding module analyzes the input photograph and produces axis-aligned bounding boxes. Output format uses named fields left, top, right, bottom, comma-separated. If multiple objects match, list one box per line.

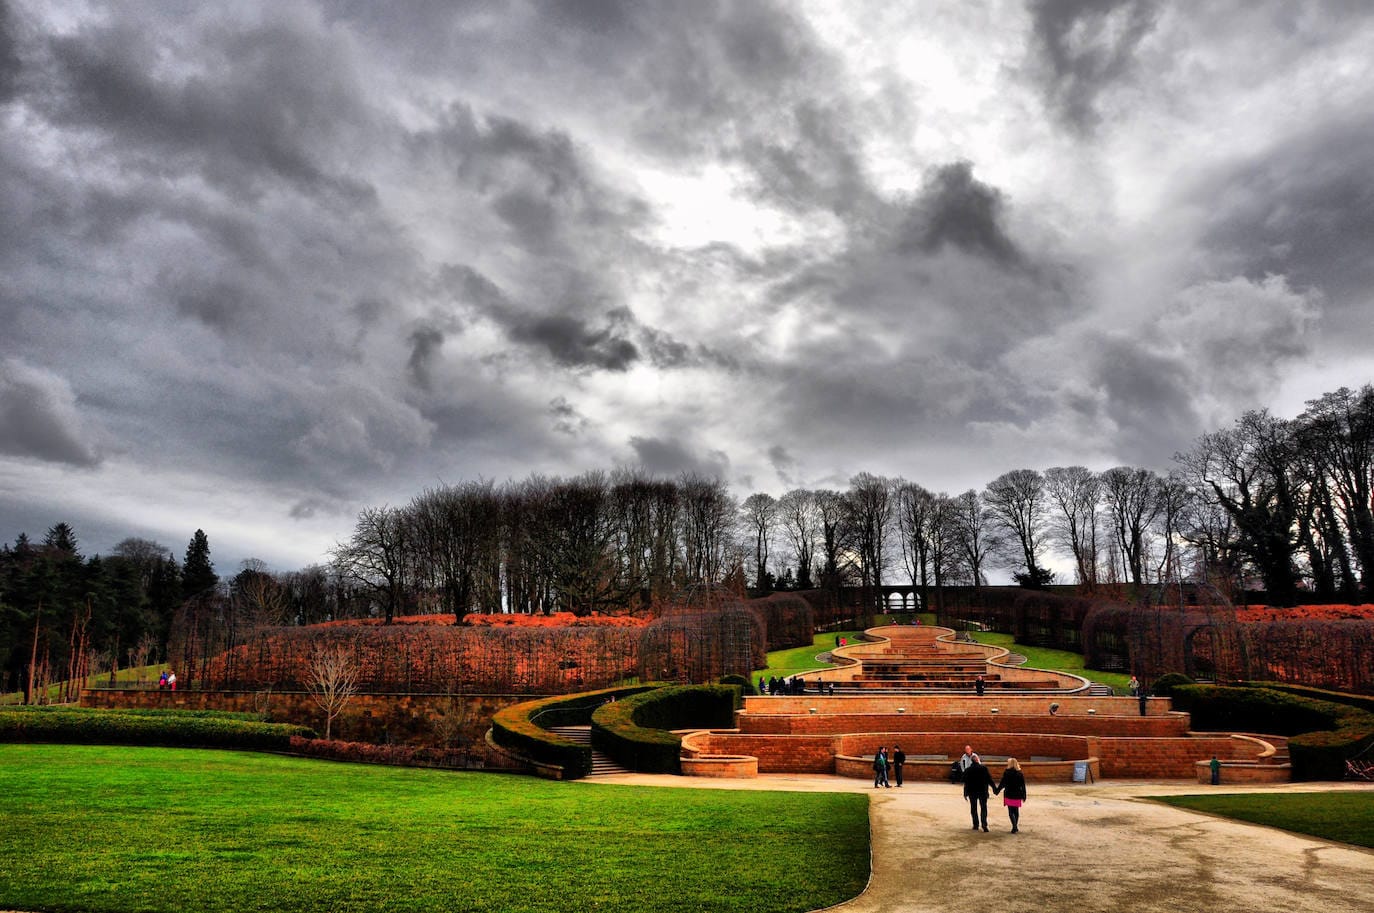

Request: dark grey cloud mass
left=1026, top=0, right=1159, bottom=132
left=0, top=0, right=1369, bottom=567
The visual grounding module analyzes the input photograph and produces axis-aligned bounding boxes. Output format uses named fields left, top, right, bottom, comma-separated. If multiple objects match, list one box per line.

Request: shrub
left=1151, top=673, right=1196, bottom=697
left=489, top=684, right=662, bottom=779
left=592, top=684, right=741, bottom=774
left=719, top=673, right=755, bottom=697
left=0, top=706, right=313, bottom=750
left=289, top=736, right=478, bottom=769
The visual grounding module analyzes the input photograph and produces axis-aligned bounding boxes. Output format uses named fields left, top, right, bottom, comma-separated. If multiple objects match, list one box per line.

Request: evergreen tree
left=182, top=530, right=218, bottom=598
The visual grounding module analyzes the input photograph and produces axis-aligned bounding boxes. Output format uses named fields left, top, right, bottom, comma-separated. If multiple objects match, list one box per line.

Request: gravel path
left=588, top=774, right=1374, bottom=913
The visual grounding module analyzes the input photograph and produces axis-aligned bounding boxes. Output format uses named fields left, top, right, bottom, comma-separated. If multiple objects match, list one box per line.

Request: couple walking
left=962, top=751, right=1027, bottom=833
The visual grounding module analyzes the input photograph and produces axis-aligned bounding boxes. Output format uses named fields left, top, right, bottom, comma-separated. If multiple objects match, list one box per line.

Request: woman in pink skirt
left=994, top=757, right=1027, bottom=833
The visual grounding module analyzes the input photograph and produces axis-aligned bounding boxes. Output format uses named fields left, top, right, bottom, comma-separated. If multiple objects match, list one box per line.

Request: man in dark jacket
left=892, top=745, right=906, bottom=787
left=963, top=753, right=994, bottom=831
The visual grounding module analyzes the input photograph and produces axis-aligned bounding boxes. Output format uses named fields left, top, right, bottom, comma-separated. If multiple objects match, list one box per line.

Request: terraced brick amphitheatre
left=681, top=625, right=1292, bottom=783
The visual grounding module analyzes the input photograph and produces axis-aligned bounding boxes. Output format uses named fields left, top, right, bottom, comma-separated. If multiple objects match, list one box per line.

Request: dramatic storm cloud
left=2, top=0, right=1372, bottom=567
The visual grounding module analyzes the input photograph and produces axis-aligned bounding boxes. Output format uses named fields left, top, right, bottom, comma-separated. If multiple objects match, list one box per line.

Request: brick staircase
left=547, top=725, right=631, bottom=776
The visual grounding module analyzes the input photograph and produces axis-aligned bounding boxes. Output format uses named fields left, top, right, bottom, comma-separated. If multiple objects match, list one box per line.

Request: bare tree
left=984, top=469, right=1052, bottom=587
left=740, top=493, right=779, bottom=590
left=307, top=643, right=359, bottom=741
left=813, top=489, right=852, bottom=591
left=1101, top=467, right=1164, bottom=587
left=1043, top=466, right=1102, bottom=587
left=777, top=489, right=819, bottom=589
left=946, top=490, right=996, bottom=586
left=678, top=473, right=736, bottom=587
left=332, top=506, right=410, bottom=624
left=846, top=473, right=894, bottom=609
left=1176, top=410, right=1302, bottom=603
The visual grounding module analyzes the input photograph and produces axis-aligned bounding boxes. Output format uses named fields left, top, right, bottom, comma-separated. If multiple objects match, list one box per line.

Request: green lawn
left=0, top=744, right=869, bottom=913
left=971, top=632, right=1132, bottom=693
left=757, top=630, right=865, bottom=680
left=1156, top=792, right=1374, bottom=849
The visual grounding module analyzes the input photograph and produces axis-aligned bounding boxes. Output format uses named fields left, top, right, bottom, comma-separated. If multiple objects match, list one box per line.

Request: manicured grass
left=1156, top=792, right=1374, bottom=849
left=0, top=744, right=870, bottom=913
left=971, top=632, right=1132, bottom=693
left=757, top=630, right=865, bottom=679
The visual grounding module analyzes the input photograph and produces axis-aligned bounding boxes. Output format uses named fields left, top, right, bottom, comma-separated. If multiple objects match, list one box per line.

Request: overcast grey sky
left=2, top=0, right=1373, bottom=570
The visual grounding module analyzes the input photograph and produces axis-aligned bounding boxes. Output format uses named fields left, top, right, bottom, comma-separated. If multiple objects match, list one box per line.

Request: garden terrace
left=804, top=625, right=1087, bottom=693
left=679, top=692, right=1291, bottom=782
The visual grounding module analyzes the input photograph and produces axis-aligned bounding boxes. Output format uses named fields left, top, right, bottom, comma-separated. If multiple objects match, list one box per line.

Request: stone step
left=547, top=725, right=632, bottom=776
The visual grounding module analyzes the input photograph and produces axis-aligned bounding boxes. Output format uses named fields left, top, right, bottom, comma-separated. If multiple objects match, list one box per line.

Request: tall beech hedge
left=591, top=684, right=740, bottom=775
left=1169, top=684, right=1374, bottom=780
left=489, top=684, right=662, bottom=779
left=0, top=706, right=313, bottom=750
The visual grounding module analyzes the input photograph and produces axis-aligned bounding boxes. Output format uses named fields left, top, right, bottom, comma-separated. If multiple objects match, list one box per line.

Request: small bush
left=0, top=706, right=313, bottom=750
left=719, top=674, right=755, bottom=698
left=1151, top=673, right=1196, bottom=697
left=592, top=684, right=740, bottom=774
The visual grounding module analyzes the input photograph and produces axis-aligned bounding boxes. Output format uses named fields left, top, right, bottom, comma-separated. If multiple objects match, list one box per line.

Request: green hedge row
left=1238, top=681, right=1374, bottom=716
left=489, top=684, right=662, bottom=780
left=1169, top=684, right=1374, bottom=780
left=0, top=706, right=314, bottom=750
left=591, top=684, right=741, bottom=774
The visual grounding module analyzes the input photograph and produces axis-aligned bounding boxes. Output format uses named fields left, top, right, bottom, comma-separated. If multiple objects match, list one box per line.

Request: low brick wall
left=833, top=754, right=1096, bottom=783
left=1095, top=734, right=1272, bottom=778
left=680, top=755, right=759, bottom=778
left=1194, top=760, right=1290, bottom=784
left=738, top=711, right=1192, bottom=739
left=744, top=695, right=1166, bottom=716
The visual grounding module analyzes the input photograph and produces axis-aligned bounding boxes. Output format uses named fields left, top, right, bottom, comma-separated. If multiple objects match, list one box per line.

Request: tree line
left=5, top=382, right=1372, bottom=697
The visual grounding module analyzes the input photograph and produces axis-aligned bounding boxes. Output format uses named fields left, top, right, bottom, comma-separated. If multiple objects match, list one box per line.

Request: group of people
left=871, top=745, right=907, bottom=787
left=957, top=744, right=1027, bottom=833
left=156, top=670, right=177, bottom=690
left=759, top=675, right=835, bottom=695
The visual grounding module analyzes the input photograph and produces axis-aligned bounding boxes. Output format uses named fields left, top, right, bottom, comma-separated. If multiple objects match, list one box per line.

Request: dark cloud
left=627, top=436, right=729, bottom=479
left=406, top=325, right=446, bottom=390
left=509, top=313, right=639, bottom=372
left=1026, top=0, right=1159, bottom=132
left=901, top=162, right=1024, bottom=268
left=0, top=0, right=21, bottom=104
left=40, top=7, right=376, bottom=201
left=0, top=359, right=100, bottom=467
left=1198, top=119, right=1374, bottom=318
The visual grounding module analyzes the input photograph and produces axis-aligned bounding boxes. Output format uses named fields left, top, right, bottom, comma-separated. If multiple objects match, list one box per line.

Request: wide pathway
left=587, top=773, right=1374, bottom=913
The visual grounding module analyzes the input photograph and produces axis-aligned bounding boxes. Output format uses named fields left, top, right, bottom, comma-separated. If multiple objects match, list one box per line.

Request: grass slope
left=0, top=744, right=869, bottom=913
left=757, top=630, right=865, bottom=679
left=971, top=632, right=1132, bottom=693
left=1157, top=792, right=1374, bottom=849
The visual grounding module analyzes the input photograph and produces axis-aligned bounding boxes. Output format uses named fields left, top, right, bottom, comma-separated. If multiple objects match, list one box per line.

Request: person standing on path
left=892, top=745, right=906, bottom=787
left=993, top=757, right=1028, bottom=833
left=975, top=674, right=986, bottom=696
left=874, top=746, right=890, bottom=788
left=1210, top=755, right=1221, bottom=785
left=957, top=744, right=974, bottom=783
left=963, top=753, right=994, bottom=831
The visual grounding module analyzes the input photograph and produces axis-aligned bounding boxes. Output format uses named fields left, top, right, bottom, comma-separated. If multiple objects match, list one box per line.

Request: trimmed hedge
left=1169, top=684, right=1374, bottom=780
left=1239, top=681, right=1374, bottom=716
left=289, top=736, right=478, bottom=770
left=0, top=706, right=313, bottom=750
left=489, top=684, right=662, bottom=780
left=591, top=684, right=740, bottom=774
